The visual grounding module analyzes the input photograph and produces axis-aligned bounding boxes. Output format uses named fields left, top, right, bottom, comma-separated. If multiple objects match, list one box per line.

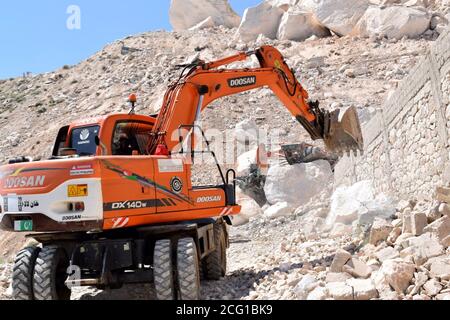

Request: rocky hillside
left=0, top=0, right=449, bottom=300
left=0, top=29, right=436, bottom=163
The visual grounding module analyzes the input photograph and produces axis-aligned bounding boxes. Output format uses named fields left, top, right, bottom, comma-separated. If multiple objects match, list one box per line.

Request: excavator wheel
left=177, top=238, right=201, bottom=300
left=202, top=223, right=227, bottom=280
left=33, top=246, right=71, bottom=300
left=153, top=239, right=175, bottom=300
left=12, top=246, right=40, bottom=300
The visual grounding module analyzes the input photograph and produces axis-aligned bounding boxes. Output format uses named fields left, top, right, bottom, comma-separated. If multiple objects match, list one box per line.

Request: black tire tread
left=33, top=246, right=71, bottom=300
left=177, top=238, right=201, bottom=300
left=203, top=223, right=227, bottom=280
left=12, top=246, right=40, bottom=300
left=153, top=240, right=174, bottom=300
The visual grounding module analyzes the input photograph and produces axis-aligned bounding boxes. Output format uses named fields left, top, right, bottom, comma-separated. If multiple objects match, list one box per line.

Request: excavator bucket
left=323, top=106, right=364, bottom=156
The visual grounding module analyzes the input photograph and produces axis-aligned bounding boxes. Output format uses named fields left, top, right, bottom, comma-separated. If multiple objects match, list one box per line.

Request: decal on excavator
left=62, top=215, right=82, bottom=221
left=79, top=129, right=90, bottom=141
left=4, top=176, right=46, bottom=189
left=103, top=198, right=177, bottom=211
left=196, top=196, right=222, bottom=203
left=228, top=76, right=256, bottom=88
left=68, top=184, right=88, bottom=197
left=1, top=167, right=65, bottom=188
left=274, top=59, right=283, bottom=70
left=70, top=165, right=94, bottom=176
left=101, top=160, right=194, bottom=205
left=170, top=177, right=183, bottom=193
left=112, top=217, right=130, bottom=229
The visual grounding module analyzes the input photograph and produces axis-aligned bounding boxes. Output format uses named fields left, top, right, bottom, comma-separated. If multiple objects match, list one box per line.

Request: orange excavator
left=0, top=46, right=363, bottom=300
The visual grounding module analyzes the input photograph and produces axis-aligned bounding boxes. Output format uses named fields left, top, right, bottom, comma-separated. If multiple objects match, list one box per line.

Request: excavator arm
left=148, top=46, right=363, bottom=156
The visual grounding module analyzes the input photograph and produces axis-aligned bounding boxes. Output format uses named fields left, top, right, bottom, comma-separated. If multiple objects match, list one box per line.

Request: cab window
left=112, top=121, right=153, bottom=156
left=71, top=126, right=100, bottom=156
left=52, top=126, right=69, bottom=157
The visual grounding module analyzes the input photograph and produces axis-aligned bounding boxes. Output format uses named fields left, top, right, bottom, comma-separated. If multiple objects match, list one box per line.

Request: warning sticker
left=70, top=165, right=94, bottom=176
left=68, top=184, right=88, bottom=197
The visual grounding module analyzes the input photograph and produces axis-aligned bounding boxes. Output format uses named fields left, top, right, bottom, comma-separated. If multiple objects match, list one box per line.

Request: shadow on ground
left=73, top=241, right=357, bottom=300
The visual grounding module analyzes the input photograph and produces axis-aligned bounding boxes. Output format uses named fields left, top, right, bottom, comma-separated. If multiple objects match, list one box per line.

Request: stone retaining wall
left=334, top=27, right=450, bottom=201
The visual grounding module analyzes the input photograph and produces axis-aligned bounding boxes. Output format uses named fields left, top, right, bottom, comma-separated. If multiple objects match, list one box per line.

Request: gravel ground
left=0, top=198, right=354, bottom=301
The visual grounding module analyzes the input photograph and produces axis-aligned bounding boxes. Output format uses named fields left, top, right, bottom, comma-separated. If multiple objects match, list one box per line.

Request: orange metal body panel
left=0, top=158, right=101, bottom=195
left=97, top=155, right=238, bottom=230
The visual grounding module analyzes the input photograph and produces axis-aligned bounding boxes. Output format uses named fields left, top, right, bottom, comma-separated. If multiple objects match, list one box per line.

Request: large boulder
left=294, top=274, right=319, bottom=299
left=369, top=218, right=394, bottom=245
left=325, top=282, right=354, bottom=300
left=307, top=286, right=329, bottom=300
left=188, top=17, right=216, bottom=31
left=264, top=160, right=332, bottom=208
left=375, top=246, right=400, bottom=262
left=264, top=202, right=294, bottom=218
left=277, top=8, right=331, bottom=41
left=236, top=145, right=268, bottom=176
left=300, top=0, right=370, bottom=36
left=377, top=258, right=415, bottom=294
left=230, top=187, right=264, bottom=226
left=427, top=255, right=450, bottom=279
left=267, top=0, right=300, bottom=11
left=403, top=233, right=444, bottom=265
left=346, top=278, right=379, bottom=300
left=343, top=258, right=372, bottom=279
left=353, top=5, right=431, bottom=39
left=237, top=1, right=285, bottom=41
left=169, top=0, right=241, bottom=31
left=326, top=180, right=396, bottom=227
left=330, top=249, right=352, bottom=272
left=234, top=119, right=260, bottom=148
left=436, top=187, right=450, bottom=203
left=411, top=211, right=428, bottom=236
left=423, top=215, right=450, bottom=245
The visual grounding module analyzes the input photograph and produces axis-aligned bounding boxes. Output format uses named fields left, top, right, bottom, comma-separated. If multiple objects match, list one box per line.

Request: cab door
left=101, top=157, right=157, bottom=225
left=153, top=157, right=192, bottom=214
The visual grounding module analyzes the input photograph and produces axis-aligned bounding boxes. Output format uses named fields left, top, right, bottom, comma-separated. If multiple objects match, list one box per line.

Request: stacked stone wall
left=335, top=27, right=450, bottom=201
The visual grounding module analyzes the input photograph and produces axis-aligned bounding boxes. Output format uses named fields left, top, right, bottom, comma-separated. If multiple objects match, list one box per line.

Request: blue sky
left=0, top=0, right=261, bottom=79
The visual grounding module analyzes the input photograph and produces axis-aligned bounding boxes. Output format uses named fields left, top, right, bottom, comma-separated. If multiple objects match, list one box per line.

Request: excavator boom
left=148, top=46, right=363, bottom=155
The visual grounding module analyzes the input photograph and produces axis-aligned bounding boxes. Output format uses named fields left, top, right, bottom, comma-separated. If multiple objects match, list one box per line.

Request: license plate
left=14, top=220, right=33, bottom=232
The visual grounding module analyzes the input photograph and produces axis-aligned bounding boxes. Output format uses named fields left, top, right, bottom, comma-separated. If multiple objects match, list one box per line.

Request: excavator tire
left=154, top=239, right=175, bottom=300
left=33, top=246, right=71, bottom=300
left=202, top=223, right=227, bottom=280
left=12, top=246, right=40, bottom=300
left=177, top=238, right=201, bottom=300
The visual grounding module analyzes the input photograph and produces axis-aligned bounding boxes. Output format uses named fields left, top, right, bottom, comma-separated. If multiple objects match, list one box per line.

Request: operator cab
left=52, top=114, right=157, bottom=158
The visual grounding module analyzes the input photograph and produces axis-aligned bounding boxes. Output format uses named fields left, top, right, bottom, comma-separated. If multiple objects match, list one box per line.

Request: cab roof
left=69, top=113, right=157, bottom=128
